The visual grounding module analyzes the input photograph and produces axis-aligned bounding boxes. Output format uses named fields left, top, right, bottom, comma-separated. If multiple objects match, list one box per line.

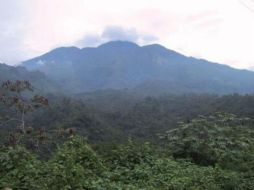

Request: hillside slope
left=0, top=63, right=60, bottom=94
left=22, top=41, right=254, bottom=94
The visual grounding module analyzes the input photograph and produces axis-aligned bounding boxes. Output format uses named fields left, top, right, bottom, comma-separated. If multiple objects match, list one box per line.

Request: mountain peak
left=21, top=40, right=254, bottom=95
left=98, top=41, right=140, bottom=49
left=143, top=43, right=167, bottom=50
left=49, top=46, right=80, bottom=55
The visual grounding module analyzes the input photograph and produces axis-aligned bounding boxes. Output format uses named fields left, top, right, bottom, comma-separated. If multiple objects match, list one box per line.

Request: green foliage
left=0, top=146, right=45, bottom=189
left=12, top=93, right=254, bottom=145
left=106, top=139, right=156, bottom=169
left=160, top=113, right=254, bottom=172
left=43, top=136, right=105, bottom=189
left=0, top=135, right=254, bottom=189
left=113, top=158, right=240, bottom=190
left=1, top=80, right=254, bottom=189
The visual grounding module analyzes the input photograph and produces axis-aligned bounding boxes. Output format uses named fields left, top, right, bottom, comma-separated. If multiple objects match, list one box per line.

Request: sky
left=0, top=0, right=254, bottom=69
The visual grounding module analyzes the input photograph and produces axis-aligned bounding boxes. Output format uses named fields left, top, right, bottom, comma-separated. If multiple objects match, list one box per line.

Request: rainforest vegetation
left=1, top=80, right=254, bottom=189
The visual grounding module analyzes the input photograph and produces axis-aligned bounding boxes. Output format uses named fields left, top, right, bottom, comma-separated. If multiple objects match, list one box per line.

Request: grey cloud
left=102, top=26, right=139, bottom=42
left=76, top=25, right=158, bottom=47
left=140, top=35, right=159, bottom=43
left=76, top=34, right=102, bottom=47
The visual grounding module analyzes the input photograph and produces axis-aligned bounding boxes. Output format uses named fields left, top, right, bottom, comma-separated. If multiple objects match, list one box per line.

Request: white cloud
left=0, top=0, right=253, bottom=68
left=76, top=26, right=158, bottom=47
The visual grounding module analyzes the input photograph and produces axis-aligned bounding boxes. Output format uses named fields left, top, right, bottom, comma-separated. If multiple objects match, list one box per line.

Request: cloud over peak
left=76, top=25, right=158, bottom=47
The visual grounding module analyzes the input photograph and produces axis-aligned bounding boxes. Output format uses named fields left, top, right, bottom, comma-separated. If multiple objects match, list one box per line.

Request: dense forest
left=0, top=80, right=254, bottom=189
left=1, top=0, right=254, bottom=188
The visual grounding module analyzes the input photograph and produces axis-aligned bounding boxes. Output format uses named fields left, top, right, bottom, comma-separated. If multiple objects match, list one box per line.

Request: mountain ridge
left=0, top=63, right=61, bottom=94
left=21, top=41, right=254, bottom=95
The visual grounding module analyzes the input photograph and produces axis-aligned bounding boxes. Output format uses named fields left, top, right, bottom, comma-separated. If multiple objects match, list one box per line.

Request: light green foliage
left=2, top=80, right=254, bottom=189
left=2, top=95, right=254, bottom=190
left=103, top=139, right=244, bottom=190
left=0, top=134, right=254, bottom=189
left=43, top=136, right=105, bottom=189
left=106, top=139, right=156, bottom=169
left=160, top=113, right=254, bottom=171
left=0, top=146, right=46, bottom=189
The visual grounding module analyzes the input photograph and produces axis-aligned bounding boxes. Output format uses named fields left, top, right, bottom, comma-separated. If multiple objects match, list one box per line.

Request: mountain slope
left=0, top=63, right=60, bottom=94
left=22, top=41, right=254, bottom=94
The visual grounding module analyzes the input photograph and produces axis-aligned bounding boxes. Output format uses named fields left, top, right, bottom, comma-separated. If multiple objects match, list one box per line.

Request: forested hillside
left=1, top=80, right=254, bottom=189
left=0, top=63, right=60, bottom=94
left=22, top=41, right=254, bottom=94
left=1, top=0, right=253, bottom=188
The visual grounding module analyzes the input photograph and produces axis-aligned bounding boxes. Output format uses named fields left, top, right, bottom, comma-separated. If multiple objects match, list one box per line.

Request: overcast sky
left=0, top=0, right=254, bottom=69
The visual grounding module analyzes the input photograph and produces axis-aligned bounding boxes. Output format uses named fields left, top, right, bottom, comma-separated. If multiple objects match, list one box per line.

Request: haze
left=0, top=0, right=254, bottom=69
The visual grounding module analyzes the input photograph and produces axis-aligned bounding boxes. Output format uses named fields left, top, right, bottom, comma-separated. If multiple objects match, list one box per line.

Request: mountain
left=22, top=41, right=254, bottom=95
left=0, top=63, right=60, bottom=94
